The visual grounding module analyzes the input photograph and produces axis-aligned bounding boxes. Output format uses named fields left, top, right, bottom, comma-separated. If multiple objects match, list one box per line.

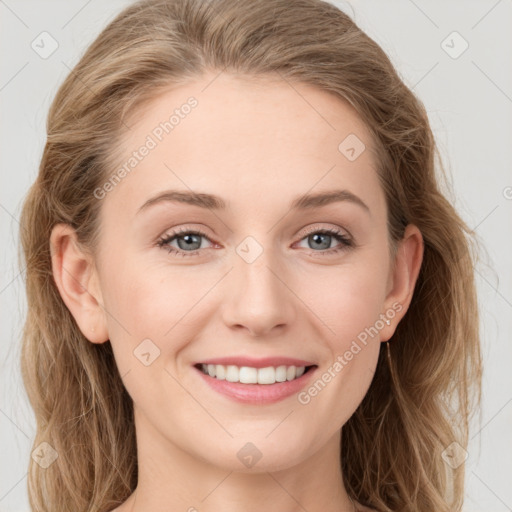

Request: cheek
left=101, top=255, right=188, bottom=328
left=97, top=258, right=166, bottom=364
left=299, top=264, right=386, bottom=425
left=99, top=257, right=212, bottom=361
left=307, top=258, right=389, bottom=344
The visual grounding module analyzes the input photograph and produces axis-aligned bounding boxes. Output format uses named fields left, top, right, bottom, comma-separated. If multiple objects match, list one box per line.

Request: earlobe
left=50, top=223, right=109, bottom=344
left=381, top=224, right=424, bottom=342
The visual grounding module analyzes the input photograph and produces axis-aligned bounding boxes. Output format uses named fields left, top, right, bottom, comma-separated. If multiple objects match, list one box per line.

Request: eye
left=156, top=226, right=354, bottom=258
left=295, top=227, right=353, bottom=256
left=156, top=227, right=214, bottom=257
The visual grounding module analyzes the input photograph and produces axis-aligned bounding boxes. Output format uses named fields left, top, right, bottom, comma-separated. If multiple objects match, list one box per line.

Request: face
left=56, top=72, right=420, bottom=474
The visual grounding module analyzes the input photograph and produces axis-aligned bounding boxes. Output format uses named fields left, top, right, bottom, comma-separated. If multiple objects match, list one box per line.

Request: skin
left=50, top=71, right=423, bottom=512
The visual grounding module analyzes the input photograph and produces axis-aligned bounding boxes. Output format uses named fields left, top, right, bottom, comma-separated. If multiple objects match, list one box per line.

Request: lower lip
left=194, top=366, right=317, bottom=404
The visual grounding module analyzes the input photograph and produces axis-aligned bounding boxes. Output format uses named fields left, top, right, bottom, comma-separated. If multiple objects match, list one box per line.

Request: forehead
left=102, top=72, right=384, bottom=219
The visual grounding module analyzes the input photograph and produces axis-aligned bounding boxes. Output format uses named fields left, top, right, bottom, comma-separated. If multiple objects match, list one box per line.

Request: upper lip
left=195, top=356, right=316, bottom=368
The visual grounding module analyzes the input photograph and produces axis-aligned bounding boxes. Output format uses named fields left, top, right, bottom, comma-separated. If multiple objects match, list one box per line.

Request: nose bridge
left=235, top=239, right=286, bottom=307
left=222, top=235, right=295, bottom=336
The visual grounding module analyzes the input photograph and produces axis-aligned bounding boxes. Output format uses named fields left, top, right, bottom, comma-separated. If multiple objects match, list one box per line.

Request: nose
left=221, top=251, right=296, bottom=338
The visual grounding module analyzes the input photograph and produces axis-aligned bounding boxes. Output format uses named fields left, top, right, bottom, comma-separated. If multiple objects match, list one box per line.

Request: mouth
left=194, top=363, right=318, bottom=385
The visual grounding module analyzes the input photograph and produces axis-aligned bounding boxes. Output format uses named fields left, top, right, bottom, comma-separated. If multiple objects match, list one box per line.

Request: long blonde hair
left=19, top=0, right=482, bottom=510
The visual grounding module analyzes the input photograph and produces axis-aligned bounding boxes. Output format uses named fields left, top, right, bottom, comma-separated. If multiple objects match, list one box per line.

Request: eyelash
left=156, top=226, right=354, bottom=258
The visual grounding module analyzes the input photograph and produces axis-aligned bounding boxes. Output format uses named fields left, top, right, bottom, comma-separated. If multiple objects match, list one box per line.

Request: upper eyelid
left=159, top=224, right=350, bottom=239
left=299, top=224, right=352, bottom=239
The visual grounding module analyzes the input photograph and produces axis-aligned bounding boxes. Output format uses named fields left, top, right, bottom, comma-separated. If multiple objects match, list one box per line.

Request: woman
left=19, top=0, right=482, bottom=510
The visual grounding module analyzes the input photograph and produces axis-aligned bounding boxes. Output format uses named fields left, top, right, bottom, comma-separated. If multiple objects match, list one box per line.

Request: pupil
left=311, top=233, right=330, bottom=250
left=179, top=234, right=200, bottom=250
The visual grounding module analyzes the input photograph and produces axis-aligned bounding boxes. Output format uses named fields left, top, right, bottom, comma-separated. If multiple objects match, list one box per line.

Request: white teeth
left=275, top=365, right=287, bottom=382
left=215, top=364, right=226, bottom=380
left=239, top=366, right=258, bottom=384
left=199, top=363, right=308, bottom=384
left=257, top=367, right=275, bottom=385
left=225, top=365, right=239, bottom=382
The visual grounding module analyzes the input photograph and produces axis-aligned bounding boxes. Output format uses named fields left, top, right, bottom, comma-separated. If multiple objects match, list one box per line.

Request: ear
left=49, top=223, right=109, bottom=344
left=380, top=224, right=424, bottom=342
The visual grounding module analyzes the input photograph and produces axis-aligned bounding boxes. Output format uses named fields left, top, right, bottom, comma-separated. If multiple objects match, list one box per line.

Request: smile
left=197, top=363, right=315, bottom=384
left=193, top=363, right=318, bottom=404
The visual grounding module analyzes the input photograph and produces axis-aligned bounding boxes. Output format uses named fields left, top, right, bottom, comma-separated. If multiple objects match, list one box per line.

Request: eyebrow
left=137, top=189, right=370, bottom=214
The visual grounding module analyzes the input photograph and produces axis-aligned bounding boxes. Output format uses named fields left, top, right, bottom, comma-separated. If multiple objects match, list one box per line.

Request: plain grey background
left=1, top=1, right=511, bottom=511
